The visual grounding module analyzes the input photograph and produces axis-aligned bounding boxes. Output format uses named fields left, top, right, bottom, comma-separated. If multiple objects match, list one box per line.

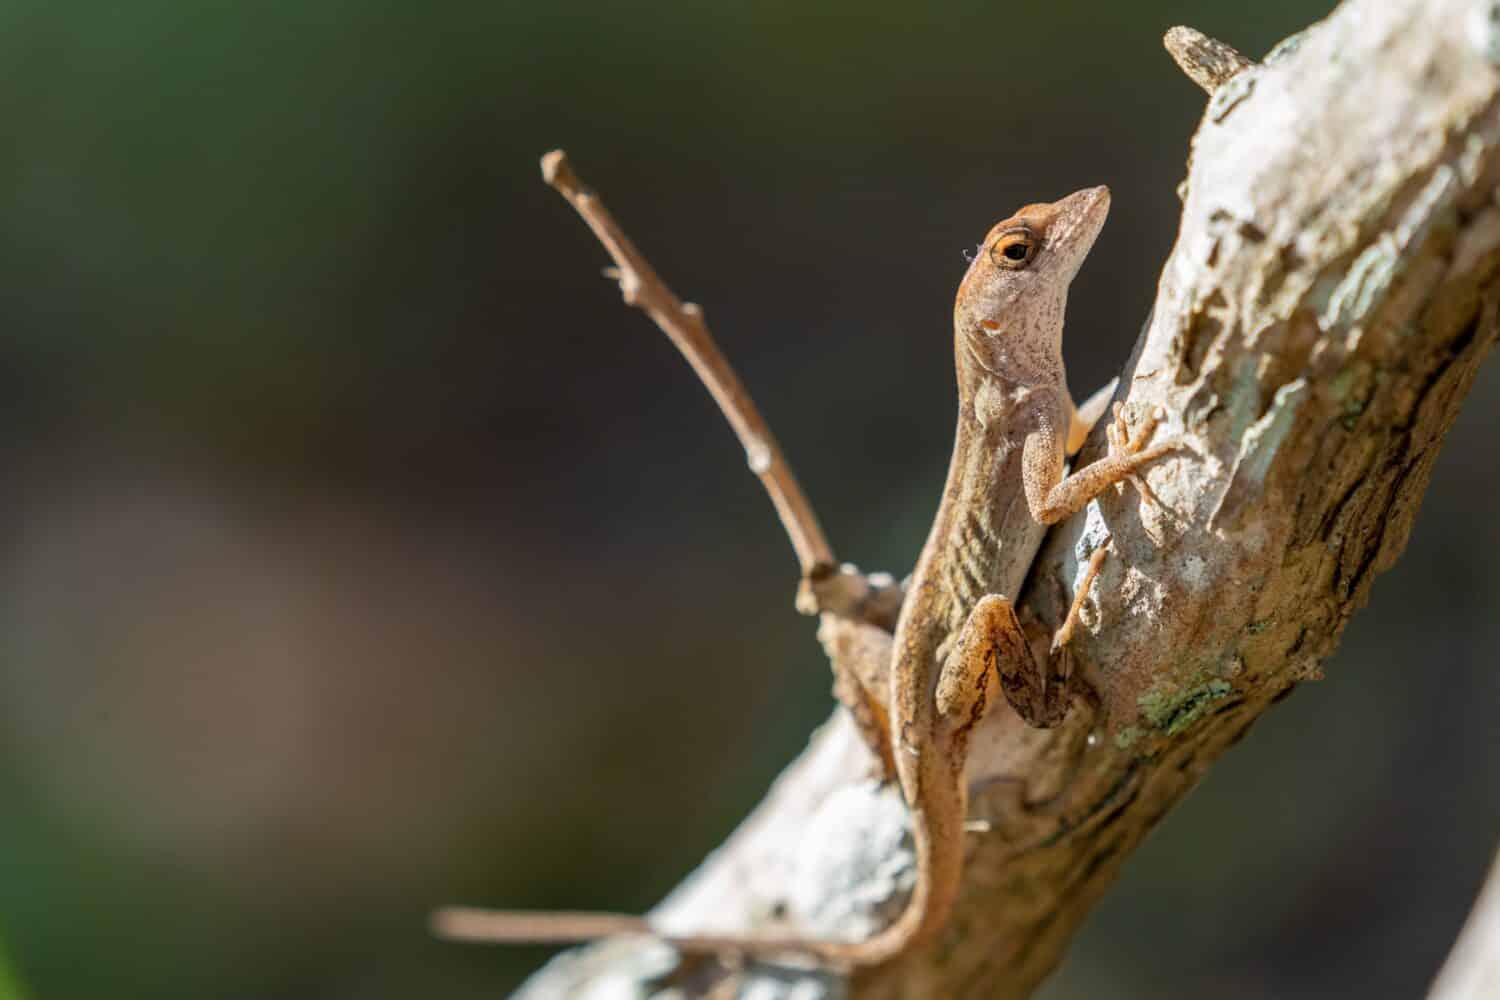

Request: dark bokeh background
left=0, top=1, right=1494, bottom=997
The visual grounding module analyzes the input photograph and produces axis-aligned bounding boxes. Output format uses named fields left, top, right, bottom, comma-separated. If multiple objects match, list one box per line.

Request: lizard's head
left=954, top=185, right=1110, bottom=375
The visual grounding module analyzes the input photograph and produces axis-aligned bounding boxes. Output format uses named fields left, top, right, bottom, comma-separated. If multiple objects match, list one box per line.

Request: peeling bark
left=517, top=0, right=1500, bottom=995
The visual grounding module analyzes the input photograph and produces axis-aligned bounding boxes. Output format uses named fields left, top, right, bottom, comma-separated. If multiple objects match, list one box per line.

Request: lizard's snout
left=1058, top=185, right=1110, bottom=226
left=1047, top=185, right=1111, bottom=271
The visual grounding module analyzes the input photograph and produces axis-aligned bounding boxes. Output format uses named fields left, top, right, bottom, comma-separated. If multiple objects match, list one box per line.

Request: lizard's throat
left=958, top=333, right=1065, bottom=400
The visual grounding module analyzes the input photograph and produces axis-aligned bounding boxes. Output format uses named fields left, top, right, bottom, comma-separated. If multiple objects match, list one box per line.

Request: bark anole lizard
left=436, top=185, right=1180, bottom=968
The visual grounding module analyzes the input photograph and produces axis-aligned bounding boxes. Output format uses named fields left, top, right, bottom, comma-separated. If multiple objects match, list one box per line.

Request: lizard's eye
left=990, top=229, right=1037, bottom=270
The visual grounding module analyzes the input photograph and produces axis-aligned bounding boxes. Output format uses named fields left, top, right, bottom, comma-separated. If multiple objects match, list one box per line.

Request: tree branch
left=539, top=148, right=831, bottom=576
left=538, top=150, right=904, bottom=625
left=515, top=0, right=1500, bottom=995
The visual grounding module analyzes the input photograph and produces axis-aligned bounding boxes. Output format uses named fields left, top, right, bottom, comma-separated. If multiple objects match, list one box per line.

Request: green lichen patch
left=1331, top=360, right=1375, bottom=429
left=1138, top=678, right=1235, bottom=737
left=1113, top=726, right=1144, bottom=750
left=1264, top=27, right=1308, bottom=65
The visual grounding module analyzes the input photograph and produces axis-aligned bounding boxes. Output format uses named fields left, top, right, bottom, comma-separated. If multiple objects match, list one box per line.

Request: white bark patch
left=1179, top=553, right=1211, bottom=593
left=1471, top=0, right=1500, bottom=63
left=788, top=781, right=914, bottom=939
left=1077, top=504, right=1112, bottom=555
left=1118, top=564, right=1166, bottom=620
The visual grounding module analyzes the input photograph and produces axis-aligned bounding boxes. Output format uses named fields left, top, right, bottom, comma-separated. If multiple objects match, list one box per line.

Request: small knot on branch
left=797, top=562, right=904, bottom=630
left=744, top=435, right=772, bottom=475
left=618, top=269, right=642, bottom=305
left=540, top=149, right=583, bottom=196
left=1472, top=0, right=1500, bottom=65
left=1164, top=26, right=1254, bottom=95
left=795, top=561, right=838, bottom=616
left=600, top=265, right=643, bottom=304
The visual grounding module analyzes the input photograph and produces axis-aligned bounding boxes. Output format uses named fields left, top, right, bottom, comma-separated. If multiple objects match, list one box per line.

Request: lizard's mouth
left=1046, top=185, right=1111, bottom=274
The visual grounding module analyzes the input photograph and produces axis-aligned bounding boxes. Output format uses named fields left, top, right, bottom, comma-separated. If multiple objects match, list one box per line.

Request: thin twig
left=432, top=907, right=652, bottom=943
left=540, top=149, right=835, bottom=580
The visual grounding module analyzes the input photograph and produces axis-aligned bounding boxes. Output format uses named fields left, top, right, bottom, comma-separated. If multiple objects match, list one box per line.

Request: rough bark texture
left=517, top=0, right=1500, bottom=996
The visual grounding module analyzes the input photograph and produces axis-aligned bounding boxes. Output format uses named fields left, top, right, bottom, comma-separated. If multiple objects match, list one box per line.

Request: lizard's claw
left=1108, top=402, right=1164, bottom=456
left=1104, top=403, right=1182, bottom=500
left=1105, top=401, right=1127, bottom=452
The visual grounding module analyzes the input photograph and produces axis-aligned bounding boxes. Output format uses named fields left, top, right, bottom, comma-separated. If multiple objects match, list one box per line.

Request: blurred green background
left=0, top=0, right=1494, bottom=997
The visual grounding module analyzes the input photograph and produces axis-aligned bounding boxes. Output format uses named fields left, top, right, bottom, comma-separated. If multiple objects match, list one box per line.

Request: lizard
left=434, top=184, right=1181, bottom=968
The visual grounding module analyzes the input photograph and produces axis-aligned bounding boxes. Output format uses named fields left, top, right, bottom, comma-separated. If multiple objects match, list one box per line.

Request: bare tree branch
left=515, top=0, right=1500, bottom=995
left=539, top=151, right=905, bottom=625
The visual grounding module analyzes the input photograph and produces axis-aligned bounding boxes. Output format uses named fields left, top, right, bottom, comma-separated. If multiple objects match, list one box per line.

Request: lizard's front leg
left=1027, top=402, right=1183, bottom=526
left=1000, top=400, right=1181, bottom=726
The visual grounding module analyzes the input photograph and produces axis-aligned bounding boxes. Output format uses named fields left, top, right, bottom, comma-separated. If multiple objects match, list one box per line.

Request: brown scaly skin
left=433, top=186, right=1181, bottom=968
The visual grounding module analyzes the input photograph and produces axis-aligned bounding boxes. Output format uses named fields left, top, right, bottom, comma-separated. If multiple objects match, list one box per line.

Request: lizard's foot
left=1050, top=541, right=1109, bottom=653
left=818, top=613, right=897, bottom=781
left=1106, top=401, right=1161, bottom=455
left=1104, top=402, right=1182, bottom=498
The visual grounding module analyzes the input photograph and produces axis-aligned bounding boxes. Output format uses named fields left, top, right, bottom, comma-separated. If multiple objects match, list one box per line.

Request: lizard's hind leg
left=942, top=543, right=1109, bottom=730
left=935, top=596, right=1017, bottom=744
left=818, top=615, right=896, bottom=780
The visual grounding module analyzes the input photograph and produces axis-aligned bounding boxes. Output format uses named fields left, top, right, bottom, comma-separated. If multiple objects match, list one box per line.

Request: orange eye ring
left=989, top=228, right=1037, bottom=270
